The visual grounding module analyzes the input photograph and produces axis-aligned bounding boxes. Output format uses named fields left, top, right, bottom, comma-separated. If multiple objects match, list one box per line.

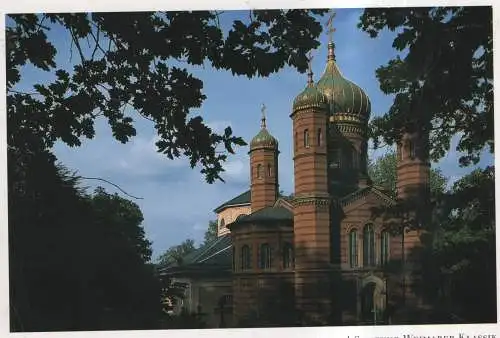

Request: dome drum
left=329, top=113, right=368, bottom=125
left=329, top=123, right=366, bottom=138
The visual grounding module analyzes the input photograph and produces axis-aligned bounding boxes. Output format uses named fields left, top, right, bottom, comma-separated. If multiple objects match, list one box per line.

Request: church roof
left=249, top=106, right=278, bottom=151
left=250, top=127, right=278, bottom=150
left=213, top=190, right=251, bottom=213
left=229, top=206, right=293, bottom=227
left=292, top=81, right=328, bottom=113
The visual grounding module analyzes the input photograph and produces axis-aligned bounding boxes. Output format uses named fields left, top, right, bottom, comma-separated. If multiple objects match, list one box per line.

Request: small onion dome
left=292, top=67, right=328, bottom=113
left=250, top=113, right=278, bottom=150
left=316, top=42, right=371, bottom=117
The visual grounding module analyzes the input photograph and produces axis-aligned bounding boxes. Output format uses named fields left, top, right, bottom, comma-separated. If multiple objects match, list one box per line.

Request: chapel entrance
left=359, top=278, right=386, bottom=325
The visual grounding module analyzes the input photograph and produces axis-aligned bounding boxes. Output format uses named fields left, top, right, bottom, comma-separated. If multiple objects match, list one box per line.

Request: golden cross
left=307, top=51, right=314, bottom=73
left=326, top=10, right=337, bottom=42
left=261, top=103, right=267, bottom=128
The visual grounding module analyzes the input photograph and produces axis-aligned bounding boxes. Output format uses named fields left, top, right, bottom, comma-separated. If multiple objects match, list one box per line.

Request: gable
left=340, top=186, right=394, bottom=215
left=273, top=197, right=294, bottom=212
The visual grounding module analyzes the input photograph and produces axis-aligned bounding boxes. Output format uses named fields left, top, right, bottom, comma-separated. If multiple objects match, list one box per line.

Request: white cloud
left=223, top=157, right=249, bottom=182
left=193, top=222, right=209, bottom=232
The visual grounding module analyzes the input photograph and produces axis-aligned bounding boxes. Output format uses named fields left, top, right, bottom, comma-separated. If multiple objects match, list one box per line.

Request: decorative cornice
left=293, top=195, right=331, bottom=207
left=292, top=101, right=329, bottom=114
left=370, top=187, right=396, bottom=205
left=330, top=113, right=367, bottom=125
left=273, top=197, right=294, bottom=211
left=292, top=151, right=327, bottom=161
left=330, top=122, right=367, bottom=136
left=248, top=146, right=280, bottom=154
left=339, top=187, right=371, bottom=208
left=290, top=105, right=328, bottom=119
left=396, top=161, right=431, bottom=170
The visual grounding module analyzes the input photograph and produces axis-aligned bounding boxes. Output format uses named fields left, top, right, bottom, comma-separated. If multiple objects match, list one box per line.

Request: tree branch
left=89, top=24, right=106, bottom=60
left=7, top=89, right=42, bottom=96
left=80, top=176, right=144, bottom=200
left=68, top=26, right=86, bottom=64
left=36, top=14, right=49, bottom=32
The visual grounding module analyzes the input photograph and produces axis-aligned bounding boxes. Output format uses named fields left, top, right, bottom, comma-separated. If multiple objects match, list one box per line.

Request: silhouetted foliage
left=7, top=10, right=328, bottom=183
left=203, top=220, right=218, bottom=245
left=359, top=7, right=493, bottom=167
left=8, top=150, right=163, bottom=331
left=157, top=239, right=196, bottom=267
left=414, top=166, right=496, bottom=323
left=360, top=8, right=495, bottom=319
left=368, top=151, right=447, bottom=197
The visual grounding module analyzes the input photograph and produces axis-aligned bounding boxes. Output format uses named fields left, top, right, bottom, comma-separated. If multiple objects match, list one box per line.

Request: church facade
left=160, top=39, right=430, bottom=328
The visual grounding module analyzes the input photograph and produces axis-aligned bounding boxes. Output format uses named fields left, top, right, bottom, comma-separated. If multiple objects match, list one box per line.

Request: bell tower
left=291, top=54, right=332, bottom=324
left=249, top=105, right=279, bottom=212
left=395, top=122, right=431, bottom=318
left=396, top=124, right=431, bottom=258
left=396, top=129, right=430, bottom=201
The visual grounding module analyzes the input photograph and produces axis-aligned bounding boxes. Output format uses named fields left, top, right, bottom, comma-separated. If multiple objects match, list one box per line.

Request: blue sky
left=12, top=9, right=493, bottom=260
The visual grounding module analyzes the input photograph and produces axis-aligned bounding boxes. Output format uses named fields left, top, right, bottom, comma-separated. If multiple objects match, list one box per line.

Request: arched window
left=220, top=219, right=225, bottom=228
left=409, top=141, right=416, bottom=159
left=304, top=129, right=310, bottom=148
left=241, top=245, right=251, bottom=270
left=295, top=132, right=298, bottom=151
left=349, top=230, right=358, bottom=268
left=363, top=224, right=375, bottom=267
left=317, top=128, right=322, bottom=147
left=381, top=230, right=390, bottom=266
left=398, top=146, right=403, bottom=161
left=268, top=163, right=272, bottom=177
left=257, top=164, right=263, bottom=178
left=259, top=243, right=272, bottom=269
left=282, top=242, right=294, bottom=269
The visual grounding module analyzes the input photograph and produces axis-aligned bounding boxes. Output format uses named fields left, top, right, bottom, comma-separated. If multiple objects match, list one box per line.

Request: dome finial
left=251, top=103, right=278, bottom=150
left=261, top=103, right=267, bottom=129
left=326, top=10, right=336, bottom=60
left=306, top=51, right=314, bottom=86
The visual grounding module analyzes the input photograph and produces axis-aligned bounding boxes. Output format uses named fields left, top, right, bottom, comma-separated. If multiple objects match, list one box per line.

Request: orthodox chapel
left=160, top=36, right=431, bottom=328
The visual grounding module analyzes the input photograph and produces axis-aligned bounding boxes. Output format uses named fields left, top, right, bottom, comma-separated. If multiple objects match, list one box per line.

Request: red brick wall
left=250, top=148, right=278, bottom=212
left=231, top=223, right=293, bottom=326
left=292, top=105, right=333, bottom=324
left=292, top=109, right=328, bottom=196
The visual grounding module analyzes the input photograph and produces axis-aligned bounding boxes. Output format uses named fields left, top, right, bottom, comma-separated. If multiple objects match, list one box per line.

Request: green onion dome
left=250, top=116, right=278, bottom=150
left=316, top=42, right=371, bottom=118
left=292, top=72, right=328, bottom=113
